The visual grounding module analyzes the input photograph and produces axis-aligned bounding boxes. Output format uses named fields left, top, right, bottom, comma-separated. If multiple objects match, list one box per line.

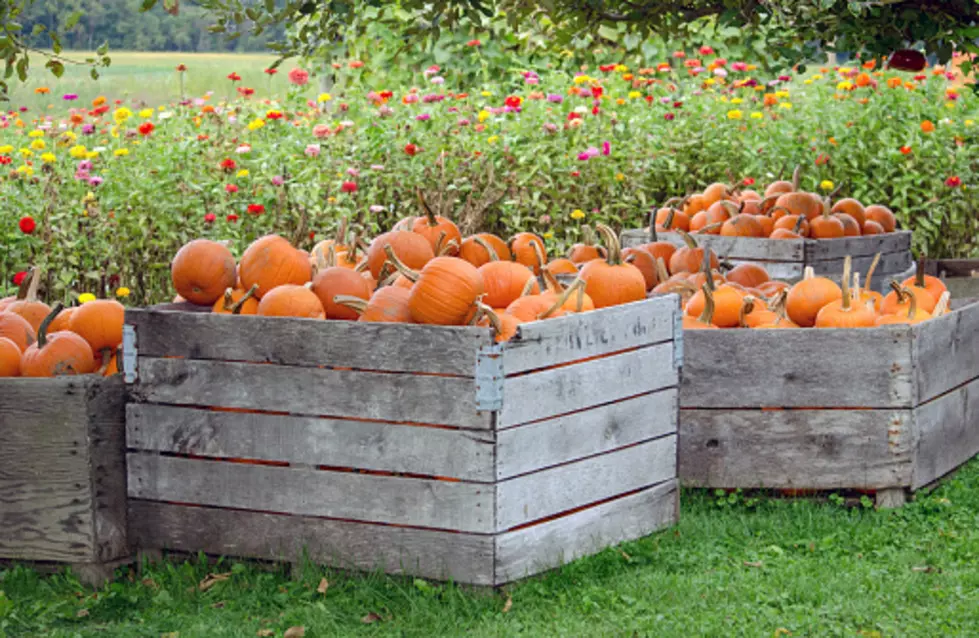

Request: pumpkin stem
left=382, top=245, right=420, bottom=282
left=539, top=279, right=584, bottom=320
left=593, top=223, right=622, bottom=265
left=221, top=288, right=234, bottom=311
left=702, top=250, right=716, bottom=292
left=914, top=253, right=927, bottom=287
left=697, top=221, right=724, bottom=234
left=475, top=301, right=504, bottom=336
left=675, top=229, right=698, bottom=250
left=355, top=259, right=370, bottom=273
left=791, top=164, right=802, bottom=191
left=519, top=274, right=538, bottom=297
left=416, top=188, right=439, bottom=225
left=759, top=194, right=780, bottom=213
left=660, top=208, right=676, bottom=233
left=718, top=200, right=741, bottom=217
left=739, top=295, right=756, bottom=328
left=581, top=224, right=597, bottom=247
left=333, top=294, right=368, bottom=316
left=21, top=266, right=41, bottom=302
left=15, top=267, right=35, bottom=300
left=771, top=290, right=790, bottom=323
left=531, top=239, right=547, bottom=271
left=803, top=266, right=815, bottom=281
left=37, top=302, right=63, bottom=349
left=230, top=284, right=258, bottom=315
left=542, top=268, right=563, bottom=294
left=889, top=280, right=909, bottom=303
left=574, top=282, right=585, bottom=312
left=864, top=252, right=881, bottom=296
left=829, top=182, right=845, bottom=199
left=698, top=284, right=715, bottom=325
left=662, top=196, right=682, bottom=208
left=438, top=238, right=459, bottom=257
left=655, top=257, right=670, bottom=284
left=472, top=236, right=499, bottom=262
left=335, top=217, right=348, bottom=247
left=379, top=271, right=401, bottom=288
left=434, top=231, right=447, bottom=256
left=347, top=233, right=361, bottom=262
left=903, top=285, right=918, bottom=319
left=841, top=255, right=852, bottom=312
left=932, top=291, right=950, bottom=318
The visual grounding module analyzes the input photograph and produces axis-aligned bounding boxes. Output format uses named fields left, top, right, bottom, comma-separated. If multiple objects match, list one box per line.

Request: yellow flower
left=839, top=67, right=852, bottom=75
left=15, top=164, right=33, bottom=176
left=750, top=112, right=764, bottom=119
left=487, top=135, right=499, bottom=144
left=113, top=148, right=129, bottom=157
left=110, top=126, right=120, bottom=139
left=775, top=90, right=790, bottom=99
left=19, top=148, right=32, bottom=157
left=0, top=145, right=12, bottom=154
left=159, top=105, right=166, bottom=111
left=778, top=102, right=793, bottom=109
left=820, top=180, right=834, bottom=191
left=746, top=64, right=757, bottom=71
left=705, top=78, right=716, bottom=86
left=727, top=109, right=743, bottom=120
left=247, top=118, right=265, bottom=131
left=573, top=75, right=592, bottom=84
left=804, top=79, right=813, bottom=85
left=40, top=152, right=56, bottom=163
left=69, top=145, right=88, bottom=158
left=85, top=150, right=99, bottom=159
left=542, top=231, right=554, bottom=240
left=59, top=130, right=77, bottom=144
left=836, top=81, right=853, bottom=91
left=614, top=64, right=628, bottom=72
left=237, top=169, right=249, bottom=178
left=28, top=129, right=44, bottom=138
left=720, top=95, right=728, bottom=102
left=754, top=85, right=765, bottom=92
left=138, top=108, right=154, bottom=118
left=478, top=110, right=491, bottom=123
left=966, top=120, right=974, bottom=127
left=570, top=209, right=586, bottom=220
left=730, top=97, right=743, bottom=105
left=480, top=90, right=493, bottom=97
left=615, top=173, right=625, bottom=181
left=628, top=91, right=641, bottom=99
left=945, top=102, right=956, bottom=109
left=30, top=139, right=46, bottom=151
left=327, top=196, right=337, bottom=204
left=812, top=74, right=823, bottom=80
left=115, top=287, right=131, bottom=298
left=317, top=93, right=332, bottom=103
left=113, top=107, right=132, bottom=124
left=78, top=293, right=96, bottom=304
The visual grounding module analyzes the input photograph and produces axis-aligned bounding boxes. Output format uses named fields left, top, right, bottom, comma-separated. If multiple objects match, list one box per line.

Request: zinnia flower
left=63, top=94, right=78, bottom=101
left=176, top=64, right=187, bottom=72
left=19, top=216, right=36, bottom=233
left=12, top=271, right=28, bottom=286
left=227, top=72, right=241, bottom=82
left=467, top=39, right=481, bottom=47
left=204, top=213, right=216, bottom=223
left=900, top=145, right=912, bottom=155
left=138, top=122, right=154, bottom=136
left=220, top=158, right=237, bottom=172
left=305, top=144, right=320, bottom=158
left=288, top=68, right=309, bottom=86
left=404, top=143, right=418, bottom=156
left=312, top=124, right=331, bottom=138
left=921, top=120, right=935, bottom=133
left=247, top=204, right=265, bottom=214
left=945, top=176, right=961, bottom=188
left=227, top=213, right=239, bottom=222
left=264, top=68, right=278, bottom=75
left=340, top=181, right=358, bottom=193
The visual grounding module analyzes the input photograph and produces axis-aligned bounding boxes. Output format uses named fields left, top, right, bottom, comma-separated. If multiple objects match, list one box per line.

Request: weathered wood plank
left=681, top=327, right=914, bottom=408
left=126, top=309, right=491, bottom=376
left=496, top=388, right=677, bottom=480
left=925, top=258, right=979, bottom=278
left=86, top=376, right=129, bottom=563
left=129, top=501, right=495, bottom=586
left=495, top=435, right=676, bottom=530
left=0, top=378, right=97, bottom=562
left=500, top=342, right=677, bottom=427
left=911, top=376, right=979, bottom=490
left=127, top=404, right=496, bottom=482
left=913, top=301, right=979, bottom=404
left=630, top=231, right=806, bottom=262
left=806, top=230, right=912, bottom=260
left=127, top=453, right=495, bottom=533
left=811, top=250, right=912, bottom=280
left=502, top=296, right=678, bottom=375
left=133, top=358, right=491, bottom=429
left=679, top=408, right=914, bottom=489
left=494, top=479, right=678, bottom=584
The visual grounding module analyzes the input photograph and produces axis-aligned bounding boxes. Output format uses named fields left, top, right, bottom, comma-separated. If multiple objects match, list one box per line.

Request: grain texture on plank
left=494, top=480, right=678, bottom=584
left=495, top=435, right=676, bottom=530
left=127, top=453, right=495, bottom=533
left=502, top=296, right=677, bottom=375
left=679, top=408, right=914, bottom=489
left=133, top=357, right=491, bottom=429
left=911, top=376, right=979, bottom=489
left=810, top=250, right=911, bottom=280
left=0, top=378, right=97, bottom=562
left=126, top=309, right=490, bottom=376
left=127, top=404, right=496, bottom=482
left=681, top=327, right=914, bottom=408
left=496, top=388, right=677, bottom=479
left=129, top=501, right=495, bottom=586
left=500, top=342, right=677, bottom=427
left=86, top=376, right=130, bottom=562
left=805, top=230, right=912, bottom=260
left=913, top=301, right=979, bottom=404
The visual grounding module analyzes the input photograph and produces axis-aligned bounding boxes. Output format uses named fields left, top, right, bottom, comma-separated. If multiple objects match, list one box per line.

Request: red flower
left=900, top=145, right=912, bottom=155
left=197, top=134, right=209, bottom=141
left=504, top=95, right=522, bottom=109
left=699, top=45, right=715, bottom=56
left=176, top=64, right=187, bottom=72
left=226, top=213, right=239, bottom=223
left=673, top=101, right=683, bottom=108
left=138, top=121, right=154, bottom=136
left=591, top=86, right=603, bottom=98
left=945, top=176, right=962, bottom=188
left=379, top=90, right=393, bottom=100
left=220, top=158, right=237, bottom=172
left=815, top=153, right=830, bottom=166
left=404, top=143, right=418, bottom=156
left=225, top=184, right=239, bottom=194
left=204, top=213, right=216, bottom=223
left=571, top=170, right=580, bottom=178
left=288, top=68, right=309, bottom=86
left=0, top=156, right=11, bottom=165
left=18, top=216, right=36, bottom=234
left=742, top=177, right=756, bottom=186
left=264, top=68, right=278, bottom=75
left=591, top=106, right=600, bottom=115
left=664, top=112, right=675, bottom=121
left=340, top=181, right=358, bottom=193
left=266, top=110, right=283, bottom=120
left=12, top=271, right=28, bottom=286
left=466, top=39, right=482, bottom=47
left=349, top=60, right=364, bottom=69
left=599, top=64, right=616, bottom=72
left=227, top=72, right=241, bottom=82
left=567, top=112, right=582, bottom=121
left=237, top=87, right=255, bottom=97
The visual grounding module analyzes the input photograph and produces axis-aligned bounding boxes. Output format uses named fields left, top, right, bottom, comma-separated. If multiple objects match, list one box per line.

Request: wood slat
left=86, top=376, right=130, bottom=563
left=500, top=342, right=677, bottom=427
left=126, top=309, right=491, bottom=376
left=495, top=435, right=676, bottom=530
left=811, top=250, right=911, bottom=279
left=494, top=479, right=678, bottom=584
left=127, top=453, right=496, bottom=533
left=652, top=232, right=806, bottom=262
left=0, top=378, right=98, bottom=562
left=805, top=230, right=912, bottom=260
left=681, top=327, right=914, bottom=408
left=133, top=358, right=491, bottom=429
left=502, top=296, right=678, bottom=375
left=129, top=501, right=496, bottom=586
left=679, top=408, right=914, bottom=490
left=496, top=388, right=677, bottom=480
left=913, top=301, right=979, bottom=404
left=127, top=404, right=496, bottom=482
left=911, top=376, right=979, bottom=490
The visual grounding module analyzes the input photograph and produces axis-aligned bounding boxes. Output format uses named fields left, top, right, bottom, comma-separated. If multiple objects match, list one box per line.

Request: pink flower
left=346, top=168, right=360, bottom=177
left=312, top=124, right=331, bottom=138
left=430, top=76, right=445, bottom=85
left=271, top=175, right=285, bottom=186
left=225, top=184, right=239, bottom=194
left=602, top=141, right=610, bottom=156
left=340, top=181, right=358, bottom=193
left=305, top=144, right=320, bottom=158
left=699, top=45, right=714, bottom=56
left=672, top=50, right=686, bottom=58
left=288, top=68, right=309, bottom=86
left=369, top=204, right=385, bottom=213
left=732, top=62, right=748, bottom=72
left=204, top=213, right=216, bottom=223
left=416, top=113, right=431, bottom=121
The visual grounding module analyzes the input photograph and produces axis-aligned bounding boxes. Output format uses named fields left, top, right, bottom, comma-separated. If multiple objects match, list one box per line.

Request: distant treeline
left=22, top=0, right=284, bottom=52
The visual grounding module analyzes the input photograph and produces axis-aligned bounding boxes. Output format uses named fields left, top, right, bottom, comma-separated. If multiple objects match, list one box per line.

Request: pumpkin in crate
left=256, top=284, right=325, bottom=319
left=20, top=304, right=96, bottom=377
left=901, top=256, right=947, bottom=303
left=637, top=223, right=677, bottom=269
left=815, top=257, right=877, bottom=328
left=786, top=267, right=842, bottom=327
left=622, top=247, right=658, bottom=291
left=509, top=232, right=547, bottom=275
left=0, top=336, right=21, bottom=376
left=458, top=234, right=511, bottom=267
left=881, top=280, right=937, bottom=316
left=478, top=257, right=539, bottom=309
left=366, top=231, right=434, bottom=280
left=335, top=287, right=413, bottom=324
left=69, top=299, right=125, bottom=357
left=654, top=201, right=690, bottom=233
left=568, top=226, right=607, bottom=264
left=876, top=286, right=931, bottom=325
left=0, top=312, right=36, bottom=352
left=865, top=205, right=897, bottom=233
left=579, top=225, right=646, bottom=308
left=544, top=258, right=578, bottom=276
left=685, top=253, right=745, bottom=328
left=683, top=285, right=719, bottom=330
left=311, top=249, right=373, bottom=321
left=171, top=239, right=237, bottom=305
left=831, top=198, right=866, bottom=227
left=407, top=257, right=484, bottom=326
left=669, top=230, right=718, bottom=274
left=48, top=307, right=75, bottom=333
left=240, top=235, right=313, bottom=299
left=474, top=302, right=523, bottom=343
left=212, top=285, right=260, bottom=315
left=5, top=268, right=51, bottom=332
left=411, top=191, right=462, bottom=254
left=725, top=263, right=770, bottom=290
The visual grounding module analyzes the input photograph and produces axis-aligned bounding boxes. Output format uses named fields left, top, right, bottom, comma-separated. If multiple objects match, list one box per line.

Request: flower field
left=2, top=50, right=977, bottom=306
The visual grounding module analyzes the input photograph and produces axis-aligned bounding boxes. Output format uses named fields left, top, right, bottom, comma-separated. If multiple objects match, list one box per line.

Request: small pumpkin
left=477, top=256, right=540, bottom=309
left=474, top=302, right=523, bottom=343
left=568, top=225, right=608, bottom=264
left=785, top=266, right=842, bottom=327
left=411, top=190, right=462, bottom=254
left=809, top=200, right=846, bottom=239
left=311, top=246, right=373, bottom=320
left=0, top=312, right=36, bottom=352
left=668, top=230, right=719, bottom=275
left=720, top=213, right=764, bottom=238
left=367, top=231, right=434, bottom=280
left=738, top=295, right=779, bottom=329
left=20, top=303, right=96, bottom=377
left=622, top=247, right=658, bottom=291
left=862, top=220, right=885, bottom=235
left=638, top=222, right=678, bottom=270
left=212, top=285, right=260, bottom=315
left=458, top=234, right=511, bottom=267
left=48, top=307, right=75, bottom=333
left=775, top=191, right=823, bottom=221
left=831, top=198, right=866, bottom=227
left=881, top=279, right=937, bottom=315
left=753, top=291, right=799, bottom=329
left=875, top=285, right=931, bottom=325
left=256, top=284, right=325, bottom=319
left=335, top=286, right=414, bottom=324
left=654, top=202, right=690, bottom=233
left=579, top=224, right=647, bottom=309
left=814, top=257, right=877, bottom=328
left=725, top=263, right=770, bottom=289
left=171, top=239, right=238, bottom=305
left=0, top=336, right=21, bottom=377
left=544, top=258, right=579, bottom=276
left=685, top=253, right=745, bottom=328
left=683, top=284, right=719, bottom=330
left=69, top=299, right=125, bottom=355
left=239, top=235, right=313, bottom=299
left=510, top=232, right=548, bottom=275
left=901, top=255, right=947, bottom=303
left=505, top=280, right=582, bottom=323
left=865, top=204, right=897, bottom=233
left=5, top=268, right=51, bottom=332
left=403, top=255, right=484, bottom=326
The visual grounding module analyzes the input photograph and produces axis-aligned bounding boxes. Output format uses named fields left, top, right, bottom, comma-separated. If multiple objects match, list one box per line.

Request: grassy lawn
left=11, top=51, right=280, bottom=109
left=3, top=459, right=978, bottom=637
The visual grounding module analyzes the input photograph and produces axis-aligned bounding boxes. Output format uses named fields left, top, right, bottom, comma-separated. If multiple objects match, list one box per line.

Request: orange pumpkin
left=834, top=213, right=862, bottom=237
left=0, top=312, right=36, bottom=352
left=5, top=268, right=51, bottom=332
left=312, top=263, right=373, bottom=321
left=831, top=198, right=866, bottom=227
left=212, top=285, right=260, bottom=315
left=668, top=230, right=719, bottom=274
left=881, top=280, right=937, bottom=315
left=862, top=220, right=885, bottom=235
left=474, top=302, right=523, bottom=343
left=720, top=214, right=764, bottom=238
left=239, top=235, right=313, bottom=299
left=367, top=231, right=435, bottom=280
left=638, top=224, right=678, bottom=270
left=683, top=284, right=719, bottom=329
left=478, top=259, right=539, bottom=309
left=786, top=267, right=843, bottom=327
left=738, top=295, right=779, bottom=329
left=901, top=256, right=947, bottom=303
left=336, top=287, right=414, bottom=324
left=407, top=257, right=484, bottom=325
left=622, top=247, right=658, bottom=291
left=814, top=257, right=877, bottom=328
left=0, top=336, right=21, bottom=377
left=568, top=226, right=607, bottom=264
left=654, top=205, right=690, bottom=233
left=20, top=304, right=96, bottom=377
left=69, top=299, right=125, bottom=354
left=725, top=263, right=770, bottom=289
left=579, top=225, right=647, bottom=309
left=256, top=284, right=325, bottom=319
left=543, top=258, right=579, bottom=276
left=411, top=192, right=462, bottom=254
left=510, top=232, right=548, bottom=275
left=458, top=234, right=511, bottom=267
left=865, top=205, right=897, bottom=232
left=775, top=191, right=823, bottom=221
left=171, top=239, right=237, bottom=305
left=875, top=285, right=931, bottom=325
left=809, top=207, right=846, bottom=239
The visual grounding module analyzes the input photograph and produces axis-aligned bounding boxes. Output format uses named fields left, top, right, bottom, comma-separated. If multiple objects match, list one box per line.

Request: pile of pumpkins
left=169, top=208, right=658, bottom=343
left=653, top=170, right=899, bottom=239
left=0, top=269, right=125, bottom=377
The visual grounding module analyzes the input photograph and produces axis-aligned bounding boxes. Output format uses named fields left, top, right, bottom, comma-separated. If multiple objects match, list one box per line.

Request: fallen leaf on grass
left=912, top=565, right=941, bottom=573
left=618, top=549, right=632, bottom=562
left=141, top=577, right=159, bottom=589
left=195, top=572, right=232, bottom=592
left=502, top=596, right=512, bottom=614
left=284, top=627, right=306, bottom=638
left=317, top=578, right=329, bottom=594
left=773, top=629, right=792, bottom=637
left=743, top=561, right=764, bottom=568
left=76, top=609, right=89, bottom=618
left=362, top=612, right=383, bottom=624
left=256, top=630, right=274, bottom=637
left=161, top=633, right=179, bottom=638
left=211, top=601, right=226, bottom=609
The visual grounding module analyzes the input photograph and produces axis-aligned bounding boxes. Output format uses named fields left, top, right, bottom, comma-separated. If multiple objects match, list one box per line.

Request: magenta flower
left=415, top=113, right=431, bottom=121
left=63, top=94, right=78, bottom=101
left=664, top=112, right=675, bottom=121
left=546, top=94, right=563, bottom=103
left=305, top=144, right=321, bottom=158
left=88, top=176, right=103, bottom=187
left=732, top=62, right=748, bottom=72
left=271, top=175, right=285, bottom=186
left=602, top=141, right=610, bottom=156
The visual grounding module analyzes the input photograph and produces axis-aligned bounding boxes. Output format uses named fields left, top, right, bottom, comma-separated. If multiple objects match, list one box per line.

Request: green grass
left=3, top=460, right=979, bottom=637
left=11, top=51, right=281, bottom=110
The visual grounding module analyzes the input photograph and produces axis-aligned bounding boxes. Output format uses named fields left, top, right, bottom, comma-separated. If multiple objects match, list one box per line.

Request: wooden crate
left=0, top=376, right=129, bottom=585
left=123, top=297, right=681, bottom=586
left=678, top=300, right=979, bottom=507
left=620, top=227, right=914, bottom=289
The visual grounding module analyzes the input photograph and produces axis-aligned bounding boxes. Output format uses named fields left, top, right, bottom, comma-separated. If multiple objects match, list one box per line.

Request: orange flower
left=886, top=77, right=902, bottom=89
left=201, top=105, right=215, bottom=114
left=904, top=81, right=915, bottom=91
left=921, top=120, right=935, bottom=133
left=862, top=60, right=876, bottom=70
left=34, top=87, right=50, bottom=94
left=763, top=93, right=778, bottom=107
left=857, top=98, right=869, bottom=105
left=855, top=73, right=871, bottom=87
left=70, top=113, right=84, bottom=124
